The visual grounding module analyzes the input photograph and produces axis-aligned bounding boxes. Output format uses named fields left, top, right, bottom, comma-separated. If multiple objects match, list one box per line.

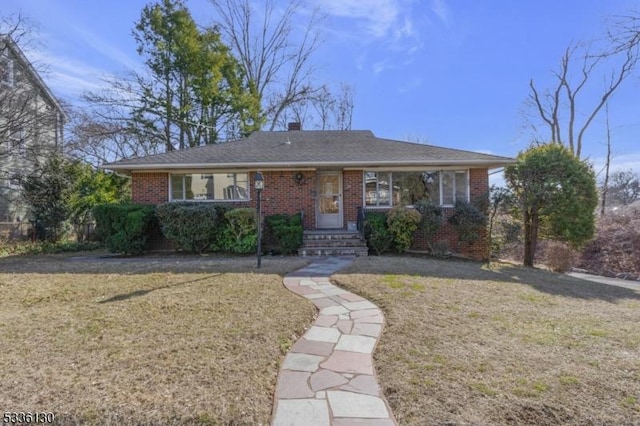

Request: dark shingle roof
left=103, top=130, right=514, bottom=172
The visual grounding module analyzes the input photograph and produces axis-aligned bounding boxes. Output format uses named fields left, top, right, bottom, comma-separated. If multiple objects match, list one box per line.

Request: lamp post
left=255, top=171, right=264, bottom=268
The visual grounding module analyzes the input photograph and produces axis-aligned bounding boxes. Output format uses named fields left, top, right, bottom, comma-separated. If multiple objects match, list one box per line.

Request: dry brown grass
left=334, top=256, right=640, bottom=425
left=0, top=254, right=313, bottom=425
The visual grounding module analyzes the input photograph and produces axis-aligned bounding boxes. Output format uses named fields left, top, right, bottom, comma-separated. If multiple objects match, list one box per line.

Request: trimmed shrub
left=414, top=199, right=443, bottom=250
left=264, top=213, right=303, bottom=255
left=218, top=208, right=257, bottom=254
left=448, top=200, right=487, bottom=243
left=93, top=203, right=156, bottom=254
left=364, top=211, right=393, bottom=255
left=155, top=203, right=228, bottom=254
left=386, top=207, right=422, bottom=253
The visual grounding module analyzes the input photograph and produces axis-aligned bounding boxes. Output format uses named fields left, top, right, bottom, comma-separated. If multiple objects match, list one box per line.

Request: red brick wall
left=343, top=170, right=363, bottom=228
left=466, top=168, right=490, bottom=260
left=253, top=171, right=316, bottom=230
left=410, top=168, right=490, bottom=260
left=130, top=168, right=491, bottom=259
left=132, top=173, right=169, bottom=204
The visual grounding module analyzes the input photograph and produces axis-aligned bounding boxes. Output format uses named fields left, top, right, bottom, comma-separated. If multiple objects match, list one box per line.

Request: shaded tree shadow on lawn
left=98, top=274, right=221, bottom=304
left=338, top=255, right=640, bottom=303
left=0, top=252, right=311, bottom=276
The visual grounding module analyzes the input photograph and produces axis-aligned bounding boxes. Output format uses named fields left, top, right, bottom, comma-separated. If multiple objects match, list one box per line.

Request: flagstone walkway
left=272, top=257, right=397, bottom=426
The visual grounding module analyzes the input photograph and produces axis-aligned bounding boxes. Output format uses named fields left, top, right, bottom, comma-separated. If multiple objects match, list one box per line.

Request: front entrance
left=316, top=172, right=343, bottom=229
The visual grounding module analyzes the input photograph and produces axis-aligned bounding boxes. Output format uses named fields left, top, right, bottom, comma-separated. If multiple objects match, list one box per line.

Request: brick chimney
left=287, top=122, right=301, bottom=131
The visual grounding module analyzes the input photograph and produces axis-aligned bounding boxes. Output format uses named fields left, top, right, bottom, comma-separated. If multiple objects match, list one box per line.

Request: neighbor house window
left=0, top=54, right=14, bottom=86
left=363, top=170, right=467, bottom=207
left=170, top=173, right=248, bottom=201
left=9, top=127, right=25, bottom=155
left=8, top=172, right=21, bottom=189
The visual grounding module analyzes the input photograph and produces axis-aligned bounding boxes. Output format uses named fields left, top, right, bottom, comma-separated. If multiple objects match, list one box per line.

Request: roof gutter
left=101, top=158, right=516, bottom=172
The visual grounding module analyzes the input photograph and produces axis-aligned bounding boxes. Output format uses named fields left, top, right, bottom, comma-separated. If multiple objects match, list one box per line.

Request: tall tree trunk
left=600, top=101, right=612, bottom=216
left=523, top=206, right=540, bottom=267
left=523, top=209, right=533, bottom=267
left=530, top=207, right=539, bottom=266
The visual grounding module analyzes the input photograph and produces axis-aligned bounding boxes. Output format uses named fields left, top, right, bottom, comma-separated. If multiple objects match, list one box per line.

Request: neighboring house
left=0, top=35, right=65, bottom=222
left=103, top=125, right=515, bottom=259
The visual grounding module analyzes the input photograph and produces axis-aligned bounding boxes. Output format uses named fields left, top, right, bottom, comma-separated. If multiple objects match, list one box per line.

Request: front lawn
left=334, top=256, right=640, bottom=425
left=0, top=255, right=312, bottom=425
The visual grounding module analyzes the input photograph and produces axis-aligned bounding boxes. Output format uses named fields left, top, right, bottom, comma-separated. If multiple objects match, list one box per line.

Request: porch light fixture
left=294, top=171, right=304, bottom=185
left=255, top=171, right=264, bottom=268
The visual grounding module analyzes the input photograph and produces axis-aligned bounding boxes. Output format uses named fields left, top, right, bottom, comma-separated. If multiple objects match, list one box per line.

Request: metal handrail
left=356, top=206, right=366, bottom=238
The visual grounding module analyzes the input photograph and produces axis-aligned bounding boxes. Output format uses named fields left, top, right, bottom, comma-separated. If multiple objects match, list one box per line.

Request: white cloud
left=590, top=152, right=640, bottom=180
left=372, top=59, right=390, bottom=74
left=397, top=77, right=423, bottom=94
left=430, top=0, right=450, bottom=27
left=319, top=0, right=401, bottom=38
left=27, top=49, right=114, bottom=98
left=20, top=21, right=144, bottom=101
left=317, top=0, right=427, bottom=75
left=72, top=25, right=140, bottom=71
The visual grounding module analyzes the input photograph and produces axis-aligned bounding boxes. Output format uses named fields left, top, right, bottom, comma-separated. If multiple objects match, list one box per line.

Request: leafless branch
left=210, top=0, right=324, bottom=130
left=526, top=19, right=637, bottom=158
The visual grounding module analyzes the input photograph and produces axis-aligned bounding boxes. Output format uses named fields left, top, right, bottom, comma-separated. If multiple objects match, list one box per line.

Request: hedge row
left=363, top=207, right=421, bottom=255
left=363, top=201, right=486, bottom=255
left=93, top=203, right=303, bottom=255
left=155, top=203, right=229, bottom=254
left=264, top=213, right=303, bottom=255
left=93, top=204, right=157, bottom=255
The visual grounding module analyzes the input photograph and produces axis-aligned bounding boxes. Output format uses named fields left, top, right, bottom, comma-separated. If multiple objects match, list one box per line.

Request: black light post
left=255, top=171, right=264, bottom=268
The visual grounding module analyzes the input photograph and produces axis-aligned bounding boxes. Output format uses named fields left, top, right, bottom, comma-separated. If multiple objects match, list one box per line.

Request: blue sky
left=4, top=0, right=640, bottom=182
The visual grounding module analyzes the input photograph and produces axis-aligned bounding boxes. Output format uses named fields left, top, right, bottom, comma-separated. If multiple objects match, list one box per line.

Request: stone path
left=272, top=257, right=397, bottom=426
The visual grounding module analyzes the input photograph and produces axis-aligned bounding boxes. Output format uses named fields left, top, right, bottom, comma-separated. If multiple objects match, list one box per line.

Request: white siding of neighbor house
left=0, top=38, right=64, bottom=222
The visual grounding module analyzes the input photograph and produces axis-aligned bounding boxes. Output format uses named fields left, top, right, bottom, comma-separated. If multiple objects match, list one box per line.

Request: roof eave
left=101, top=158, right=516, bottom=173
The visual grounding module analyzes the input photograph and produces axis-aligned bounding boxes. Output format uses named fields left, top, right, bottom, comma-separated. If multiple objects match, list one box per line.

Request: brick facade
left=409, top=168, right=490, bottom=260
left=131, top=167, right=490, bottom=260
left=255, top=170, right=317, bottom=230
left=131, top=173, right=168, bottom=204
left=342, top=170, right=364, bottom=227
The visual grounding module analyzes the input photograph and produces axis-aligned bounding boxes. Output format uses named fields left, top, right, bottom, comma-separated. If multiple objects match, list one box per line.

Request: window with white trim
left=365, top=171, right=391, bottom=206
left=363, top=170, right=468, bottom=207
left=0, top=54, right=14, bottom=86
left=170, top=173, right=249, bottom=201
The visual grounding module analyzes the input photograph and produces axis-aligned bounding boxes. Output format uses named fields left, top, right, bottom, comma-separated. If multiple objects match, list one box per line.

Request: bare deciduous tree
left=1, top=16, right=60, bottom=165
left=72, top=72, right=168, bottom=164
left=279, top=83, right=355, bottom=130
left=209, top=0, right=323, bottom=130
left=527, top=36, right=636, bottom=158
left=65, top=104, right=160, bottom=165
left=1, top=15, right=65, bottom=219
left=600, top=101, right=612, bottom=216
left=608, top=169, right=640, bottom=206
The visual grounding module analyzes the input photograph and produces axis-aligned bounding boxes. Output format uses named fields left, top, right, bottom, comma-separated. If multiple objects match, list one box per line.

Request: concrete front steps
left=298, top=230, right=369, bottom=257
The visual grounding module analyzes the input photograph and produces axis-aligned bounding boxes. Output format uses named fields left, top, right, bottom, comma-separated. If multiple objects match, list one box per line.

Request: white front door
left=317, top=172, right=343, bottom=229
